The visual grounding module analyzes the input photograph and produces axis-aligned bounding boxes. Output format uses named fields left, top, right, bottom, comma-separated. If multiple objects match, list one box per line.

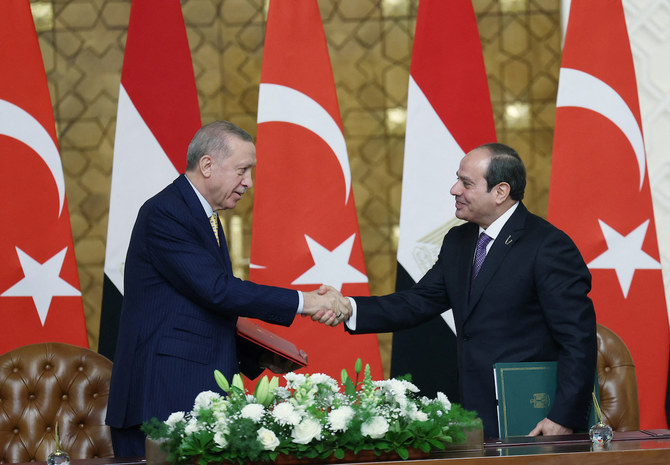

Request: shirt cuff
left=345, top=297, right=357, bottom=331
left=296, top=290, right=304, bottom=314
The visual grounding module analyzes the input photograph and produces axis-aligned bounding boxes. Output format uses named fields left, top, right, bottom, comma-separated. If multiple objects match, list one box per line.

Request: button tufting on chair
left=0, top=342, right=114, bottom=463
left=596, top=324, right=640, bottom=432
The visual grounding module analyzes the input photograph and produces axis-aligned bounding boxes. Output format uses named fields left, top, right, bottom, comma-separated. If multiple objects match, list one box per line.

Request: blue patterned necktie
left=471, top=232, right=492, bottom=281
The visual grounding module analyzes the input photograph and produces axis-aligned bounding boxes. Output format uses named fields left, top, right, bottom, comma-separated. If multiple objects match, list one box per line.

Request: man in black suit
left=342, top=143, right=597, bottom=438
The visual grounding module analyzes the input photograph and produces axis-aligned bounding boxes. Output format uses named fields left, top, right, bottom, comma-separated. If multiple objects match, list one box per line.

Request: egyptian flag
left=0, top=0, right=88, bottom=352
left=98, top=0, right=201, bottom=360
left=391, top=0, right=496, bottom=400
left=548, top=0, right=669, bottom=428
left=249, top=0, right=383, bottom=380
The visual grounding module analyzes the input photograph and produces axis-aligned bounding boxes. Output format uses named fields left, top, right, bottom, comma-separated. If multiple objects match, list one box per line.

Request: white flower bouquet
left=142, top=359, right=480, bottom=465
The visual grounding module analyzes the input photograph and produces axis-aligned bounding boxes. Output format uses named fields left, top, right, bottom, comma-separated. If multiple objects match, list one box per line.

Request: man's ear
left=495, top=182, right=511, bottom=204
left=199, top=154, right=213, bottom=178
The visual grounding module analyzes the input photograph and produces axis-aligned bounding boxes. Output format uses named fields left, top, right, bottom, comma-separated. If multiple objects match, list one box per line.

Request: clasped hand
left=301, top=285, right=352, bottom=327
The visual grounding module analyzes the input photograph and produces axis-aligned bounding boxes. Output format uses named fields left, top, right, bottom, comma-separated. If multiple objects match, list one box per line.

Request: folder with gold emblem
left=494, top=361, right=598, bottom=437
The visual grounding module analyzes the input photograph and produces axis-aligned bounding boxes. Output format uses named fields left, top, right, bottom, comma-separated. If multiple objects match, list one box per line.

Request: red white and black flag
left=98, top=0, right=201, bottom=359
left=391, top=0, right=496, bottom=400
left=249, top=0, right=383, bottom=380
left=549, top=0, right=669, bottom=428
left=0, top=0, right=88, bottom=352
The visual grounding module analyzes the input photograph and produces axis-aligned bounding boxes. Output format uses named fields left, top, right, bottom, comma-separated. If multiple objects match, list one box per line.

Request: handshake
left=301, top=285, right=353, bottom=327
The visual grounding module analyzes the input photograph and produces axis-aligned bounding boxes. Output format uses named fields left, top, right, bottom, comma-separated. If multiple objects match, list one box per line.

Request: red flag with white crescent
left=99, top=0, right=201, bottom=359
left=0, top=0, right=88, bottom=352
left=249, top=0, right=382, bottom=379
left=392, top=0, right=496, bottom=400
left=548, top=0, right=669, bottom=428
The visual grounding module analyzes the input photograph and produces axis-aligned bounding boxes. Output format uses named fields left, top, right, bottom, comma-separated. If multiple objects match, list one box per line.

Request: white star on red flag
left=1, top=247, right=81, bottom=326
left=588, top=219, right=661, bottom=298
left=548, top=0, right=669, bottom=428
left=292, top=234, right=368, bottom=291
left=248, top=0, right=382, bottom=385
left=0, top=1, right=88, bottom=352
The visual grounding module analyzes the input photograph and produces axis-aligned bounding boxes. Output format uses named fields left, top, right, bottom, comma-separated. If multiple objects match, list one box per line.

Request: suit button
left=462, top=334, right=471, bottom=340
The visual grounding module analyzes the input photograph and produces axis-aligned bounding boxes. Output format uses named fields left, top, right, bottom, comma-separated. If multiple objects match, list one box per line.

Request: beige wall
left=33, top=0, right=562, bottom=375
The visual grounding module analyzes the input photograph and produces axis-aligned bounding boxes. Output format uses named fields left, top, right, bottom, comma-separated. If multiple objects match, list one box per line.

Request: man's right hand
left=302, top=285, right=351, bottom=327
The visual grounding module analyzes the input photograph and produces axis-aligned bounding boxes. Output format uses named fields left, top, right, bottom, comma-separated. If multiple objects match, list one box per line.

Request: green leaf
left=397, top=447, right=409, bottom=460
left=344, top=376, right=356, bottom=396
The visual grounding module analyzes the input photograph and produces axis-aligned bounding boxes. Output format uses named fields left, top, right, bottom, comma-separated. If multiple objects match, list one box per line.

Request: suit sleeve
left=534, top=229, right=597, bottom=430
left=143, top=202, right=298, bottom=325
left=349, top=243, right=453, bottom=334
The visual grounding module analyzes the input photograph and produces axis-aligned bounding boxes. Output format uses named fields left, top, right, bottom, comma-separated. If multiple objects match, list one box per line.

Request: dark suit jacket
left=350, top=203, right=597, bottom=438
left=106, top=174, right=298, bottom=429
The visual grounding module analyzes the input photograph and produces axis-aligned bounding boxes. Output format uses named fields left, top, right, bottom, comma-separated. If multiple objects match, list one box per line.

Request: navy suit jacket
left=106, top=174, right=298, bottom=429
left=350, top=203, right=597, bottom=438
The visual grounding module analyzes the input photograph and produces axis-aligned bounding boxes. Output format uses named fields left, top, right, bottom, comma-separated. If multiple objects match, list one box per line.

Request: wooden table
left=13, top=431, right=670, bottom=465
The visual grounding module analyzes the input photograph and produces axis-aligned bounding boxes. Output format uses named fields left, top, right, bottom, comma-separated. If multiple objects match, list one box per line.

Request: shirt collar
left=185, top=175, right=214, bottom=217
left=479, top=201, right=519, bottom=240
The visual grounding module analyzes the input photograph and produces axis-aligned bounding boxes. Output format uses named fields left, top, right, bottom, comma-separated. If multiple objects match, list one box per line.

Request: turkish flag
left=0, top=0, right=88, bottom=352
left=548, top=0, right=669, bottom=428
left=392, top=0, right=496, bottom=402
left=98, top=0, right=201, bottom=360
left=249, top=0, right=382, bottom=380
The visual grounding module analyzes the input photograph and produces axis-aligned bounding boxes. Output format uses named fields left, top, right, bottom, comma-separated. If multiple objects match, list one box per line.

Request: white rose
left=184, top=417, right=201, bottom=435
left=284, top=372, right=307, bottom=388
left=193, top=390, right=220, bottom=411
left=401, top=379, right=419, bottom=393
left=291, top=418, right=322, bottom=444
left=257, top=427, right=280, bottom=451
left=361, top=416, right=389, bottom=439
left=408, top=404, right=428, bottom=422
left=272, top=402, right=302, bottom=426
left=328, top=406, right=354, bottom=432
left=164, top=411, right=185, bottom=430
left=309, top=373, right=338, bottom=390
left=241, top=403, right=265, bottom=423
left=436, top=392, right=452, bottom=412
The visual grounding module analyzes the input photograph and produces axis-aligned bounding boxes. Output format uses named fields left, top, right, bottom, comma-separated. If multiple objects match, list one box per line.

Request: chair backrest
left=596, top=323, right=640, bottom=431
left=0, top=342, right=114, bottom=462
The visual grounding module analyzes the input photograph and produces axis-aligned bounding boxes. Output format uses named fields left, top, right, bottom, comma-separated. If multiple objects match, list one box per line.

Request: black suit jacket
left=107, top=174, right=298, bottom=429
left=350, top=203, right=597, bottom=438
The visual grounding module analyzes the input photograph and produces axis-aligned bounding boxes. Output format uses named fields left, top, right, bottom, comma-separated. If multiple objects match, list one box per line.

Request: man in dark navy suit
left=342, top=143, right=597, bottom=439
left=106, top=121, right=348, bottom=456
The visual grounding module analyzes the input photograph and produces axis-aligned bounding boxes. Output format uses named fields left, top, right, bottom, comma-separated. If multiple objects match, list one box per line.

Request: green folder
left=494, top=361, right=599, bottom=437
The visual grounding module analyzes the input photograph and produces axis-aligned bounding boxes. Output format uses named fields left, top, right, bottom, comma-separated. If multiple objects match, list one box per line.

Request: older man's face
left=449, top=148, right=499, bottom=229
left=208, top=137, right=256, bottom=211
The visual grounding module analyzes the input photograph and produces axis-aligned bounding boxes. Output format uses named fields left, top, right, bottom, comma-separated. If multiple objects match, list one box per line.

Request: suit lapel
left=465, top=203, right=529, bottom=319
left=174, top=175, right=231, bottom=268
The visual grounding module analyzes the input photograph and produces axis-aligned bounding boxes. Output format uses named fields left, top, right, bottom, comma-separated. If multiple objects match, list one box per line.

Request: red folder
left=236, top=317, right=308, bottom=368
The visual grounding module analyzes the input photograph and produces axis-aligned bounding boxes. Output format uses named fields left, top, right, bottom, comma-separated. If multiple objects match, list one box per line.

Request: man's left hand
left=528, top=418, right=573, bottom=436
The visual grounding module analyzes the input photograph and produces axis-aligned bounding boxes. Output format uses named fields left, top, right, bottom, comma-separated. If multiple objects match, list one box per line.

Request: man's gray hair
left=186, top=121, right=253, bottom=171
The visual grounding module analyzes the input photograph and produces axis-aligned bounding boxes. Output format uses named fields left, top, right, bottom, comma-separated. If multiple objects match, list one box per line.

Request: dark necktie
left=472, top=232, right=492, bottom=281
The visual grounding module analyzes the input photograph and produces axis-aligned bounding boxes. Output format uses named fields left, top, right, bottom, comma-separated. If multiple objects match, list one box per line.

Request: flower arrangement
left=142, top=360, right=480, bottom=465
